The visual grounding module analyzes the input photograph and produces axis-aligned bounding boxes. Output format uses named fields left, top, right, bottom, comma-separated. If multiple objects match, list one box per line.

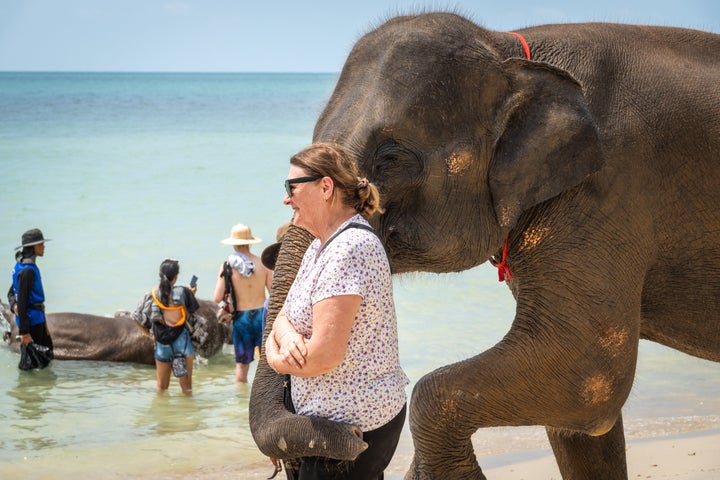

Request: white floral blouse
left=284, top=214, right=409, bottom=431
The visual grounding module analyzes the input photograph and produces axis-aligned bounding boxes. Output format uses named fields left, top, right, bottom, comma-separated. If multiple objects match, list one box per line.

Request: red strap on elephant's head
left=506, top=31, right=531, bottom=60
left=488, top=32, right=530, bottom=282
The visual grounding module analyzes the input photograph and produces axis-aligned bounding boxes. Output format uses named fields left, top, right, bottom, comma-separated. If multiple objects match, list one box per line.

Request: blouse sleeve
left=312, top=232, right=387, bottom=305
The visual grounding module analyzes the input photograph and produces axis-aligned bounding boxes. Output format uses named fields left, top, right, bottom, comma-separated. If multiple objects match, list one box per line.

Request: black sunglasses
left=285, top=175, right=322, bottom=196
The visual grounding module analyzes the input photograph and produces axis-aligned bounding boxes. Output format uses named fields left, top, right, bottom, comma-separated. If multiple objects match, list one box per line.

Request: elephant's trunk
left=249, top=224, right=368, bottom=461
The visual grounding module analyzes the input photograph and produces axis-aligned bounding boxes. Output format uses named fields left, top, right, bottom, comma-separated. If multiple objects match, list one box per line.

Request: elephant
left=1, top=298, right=229, bottom=364
left=249, top=12, right=720, bottom=480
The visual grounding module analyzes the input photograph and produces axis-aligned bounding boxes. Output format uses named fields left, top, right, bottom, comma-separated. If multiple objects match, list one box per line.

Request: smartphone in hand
left=190, top=275, right=198, bottom=288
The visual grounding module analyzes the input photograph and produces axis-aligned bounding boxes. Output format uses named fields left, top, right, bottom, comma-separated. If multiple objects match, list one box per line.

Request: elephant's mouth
left=374, top=217, right=432, bottom=274
left=377, top=212, right=474, bottom=274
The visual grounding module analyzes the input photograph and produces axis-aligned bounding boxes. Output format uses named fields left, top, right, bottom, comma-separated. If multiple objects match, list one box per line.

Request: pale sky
left=0, top=0, right=717, bottom=72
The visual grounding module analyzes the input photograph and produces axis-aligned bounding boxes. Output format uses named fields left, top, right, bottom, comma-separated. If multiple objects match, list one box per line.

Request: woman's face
left=283, top=165, right=324, bottom=236
left=33, top=243, right=45, bottom=257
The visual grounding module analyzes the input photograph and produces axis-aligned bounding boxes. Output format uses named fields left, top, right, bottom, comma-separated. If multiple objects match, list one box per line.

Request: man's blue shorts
left=154, top=328, right=195, bottom=362
left=232, top=308, right=264, bottom=364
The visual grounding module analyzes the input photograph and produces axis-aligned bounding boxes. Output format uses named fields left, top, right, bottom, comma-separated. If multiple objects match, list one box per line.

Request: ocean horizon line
left=0, top=69, right=340, bottom=75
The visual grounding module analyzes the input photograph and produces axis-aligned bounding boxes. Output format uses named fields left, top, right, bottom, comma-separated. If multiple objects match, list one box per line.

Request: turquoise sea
left=1, top=72, right=719, bottom=478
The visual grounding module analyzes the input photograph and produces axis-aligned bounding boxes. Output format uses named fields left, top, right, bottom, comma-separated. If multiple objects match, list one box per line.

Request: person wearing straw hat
left=213, top=223, right=273, bottom=382
left=8, top=228, right=54, bottom=360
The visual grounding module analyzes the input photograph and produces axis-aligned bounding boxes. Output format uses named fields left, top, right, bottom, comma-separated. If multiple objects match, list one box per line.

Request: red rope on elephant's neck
left=487, top=32, right=529, bottom=282
left=490, top=236, right=513, bottom=282
left=506, top=31, right=531, bottom=60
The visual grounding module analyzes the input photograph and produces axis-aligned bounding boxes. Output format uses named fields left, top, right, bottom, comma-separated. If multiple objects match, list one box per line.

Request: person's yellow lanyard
left=151, top=288, right=187, bottom=327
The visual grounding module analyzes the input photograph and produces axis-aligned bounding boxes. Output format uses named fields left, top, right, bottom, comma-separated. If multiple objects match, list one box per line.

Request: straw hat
left=221, top=224, right=261, bottom=245
left=261, top=222, right=292, bottom=270
left=15, top=228, right=51, bottom=250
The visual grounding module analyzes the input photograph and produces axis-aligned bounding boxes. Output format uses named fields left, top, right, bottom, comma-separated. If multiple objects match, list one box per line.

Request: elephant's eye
left=371, top=141, right=423, bottom=187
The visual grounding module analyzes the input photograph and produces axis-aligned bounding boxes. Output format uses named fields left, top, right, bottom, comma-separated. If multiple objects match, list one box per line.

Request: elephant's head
left=191, top=299, right=232, bottom=359
left=314, top=12, right=604, bottom=274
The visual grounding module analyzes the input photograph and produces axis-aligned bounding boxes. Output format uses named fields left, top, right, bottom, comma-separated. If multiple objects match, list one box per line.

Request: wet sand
left=478, top=429, right=720, bottom=479
left=156, top=415, right=720, bottom=479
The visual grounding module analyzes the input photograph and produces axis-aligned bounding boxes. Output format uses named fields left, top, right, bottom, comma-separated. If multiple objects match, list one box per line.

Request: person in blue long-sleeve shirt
left=8, top=228, right=54, bottom=356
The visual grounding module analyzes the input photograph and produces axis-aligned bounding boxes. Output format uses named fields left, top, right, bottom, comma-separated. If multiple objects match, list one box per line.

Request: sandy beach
left=387, top=421, right=720, bottom=480
left=477, top=429, right=720, bottom=480
left=170, top=415, right=720, bottom=480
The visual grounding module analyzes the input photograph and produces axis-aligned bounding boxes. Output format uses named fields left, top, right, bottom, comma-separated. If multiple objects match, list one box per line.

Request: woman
left=145, top=259, right=199, bottom=395
left=265, top=143, right=409, bottom=479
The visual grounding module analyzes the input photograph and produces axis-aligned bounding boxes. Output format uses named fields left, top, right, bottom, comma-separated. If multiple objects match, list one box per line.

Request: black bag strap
left=221, top=261, right=239, bottom=314
left=316, top=222, right=382, bottom=257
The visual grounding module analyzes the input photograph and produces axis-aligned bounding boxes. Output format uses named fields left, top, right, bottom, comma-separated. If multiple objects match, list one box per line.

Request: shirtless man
left=214, top=224, right=272, bottom=382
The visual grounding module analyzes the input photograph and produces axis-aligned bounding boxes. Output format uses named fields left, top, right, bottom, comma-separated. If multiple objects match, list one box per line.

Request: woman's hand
left=266, top=308, right=308, bottom=373
left=277, top=330, right=308, bottom=368
left=266, top=328, right=308, bottom=373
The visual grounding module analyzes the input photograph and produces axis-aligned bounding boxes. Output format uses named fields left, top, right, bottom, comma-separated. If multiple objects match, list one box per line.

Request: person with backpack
left=213, top=224, right=272, bottom=383
left=135, top=258, right=199, bottom=395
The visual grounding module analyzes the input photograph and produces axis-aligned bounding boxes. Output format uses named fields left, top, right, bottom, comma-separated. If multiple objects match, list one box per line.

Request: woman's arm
left=267, top=294, right=361, bottom=378
left=183, top=286, right=200, bottom=314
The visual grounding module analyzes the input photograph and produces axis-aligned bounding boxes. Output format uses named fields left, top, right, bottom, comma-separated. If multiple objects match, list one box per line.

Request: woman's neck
left=317, top=208, right=357, bottom=244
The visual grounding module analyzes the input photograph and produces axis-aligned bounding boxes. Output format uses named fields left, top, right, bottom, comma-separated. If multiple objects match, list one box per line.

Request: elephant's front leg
left=547, top=413, right=627, bottom=479
left=404, top=324, right=637, bottom=480
left=404, top=354, right=498, bottom=480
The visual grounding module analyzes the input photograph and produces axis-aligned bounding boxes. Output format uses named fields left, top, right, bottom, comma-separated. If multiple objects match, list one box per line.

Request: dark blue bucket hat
left=15, top=228, right=51, bottom=250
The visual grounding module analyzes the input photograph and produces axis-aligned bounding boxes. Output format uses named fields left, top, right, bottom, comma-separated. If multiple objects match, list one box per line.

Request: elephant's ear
left=489, top=58, right=605, bottom=229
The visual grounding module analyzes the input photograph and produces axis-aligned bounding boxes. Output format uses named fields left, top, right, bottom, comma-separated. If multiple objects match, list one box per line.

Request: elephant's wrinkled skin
left=250, top=12, right=720, bottom=480
left=1, top=299, right=228, bottom=364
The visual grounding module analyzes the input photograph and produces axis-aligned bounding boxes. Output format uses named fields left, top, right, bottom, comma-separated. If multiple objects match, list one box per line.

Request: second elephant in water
left=2, top=299, right=229, bottom=364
